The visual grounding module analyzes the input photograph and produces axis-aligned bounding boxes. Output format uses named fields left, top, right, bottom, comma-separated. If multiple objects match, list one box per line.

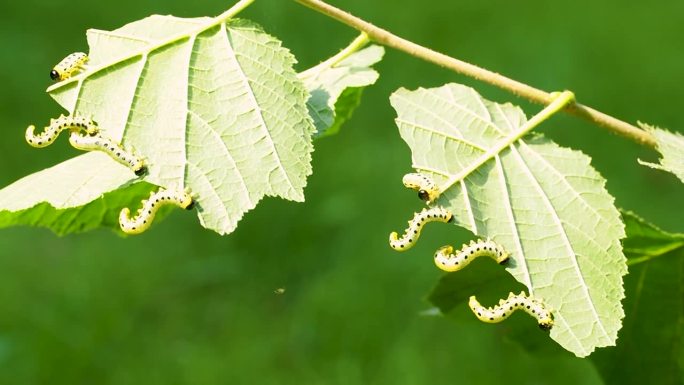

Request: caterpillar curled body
left=469, top=292, right=554, bottom=330
left=119, top=189, right=194, bottom=235
left=51, top=52, right=88, bottom=81
left=69, top=132, right=147, bottom=176
left=434, top=239, right=509, bottom=272
left=25, top=114, right=98, bottom=148
left=402, top=173, right=440, bottom=203
left=389, top=207, right=453, bottom=251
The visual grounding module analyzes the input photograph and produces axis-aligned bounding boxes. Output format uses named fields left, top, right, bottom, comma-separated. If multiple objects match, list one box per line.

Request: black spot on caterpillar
left=402, top=173, right=440, bottom=203
left=389, top=207, right=453, bottom=251
left=434, top=238, right=509, bottom=272
left=469, top=291, right=554, bottom=331
left=51, top=52, right=88, bottom=81
left=26, top=114, right=98, bottom=148
left=119, top=188, right=194, bottom=234
left=69, top=132, right=146, bottom=176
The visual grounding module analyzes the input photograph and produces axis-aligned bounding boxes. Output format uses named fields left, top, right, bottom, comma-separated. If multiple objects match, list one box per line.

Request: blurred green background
left=0, top=0, right=682, bottom=384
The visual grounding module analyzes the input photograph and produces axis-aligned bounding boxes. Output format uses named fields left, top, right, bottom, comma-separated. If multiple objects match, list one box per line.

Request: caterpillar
left=50, top=52, right=88, bottom=81
left=69, top=132, right=147, bottom=176
left=119, top=188, right=194, bottom=234
left=469, top=291, right=554, bottom=330
left=25, top=114, right=98, bottom=148
left=402, top=173, right=440, bottom=203
left=434, top=238, right=509, bottom=272
left=389, top=207, right=453, bottom=251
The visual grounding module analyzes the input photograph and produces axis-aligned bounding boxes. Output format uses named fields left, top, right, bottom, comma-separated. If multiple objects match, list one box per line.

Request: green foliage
left=0, top=21, right=382, bottom=235
left=0, top=0, right=682, bottom=380
left=49, top=15, right=315, bottom=235
left=430, top=211, right=684, bottom=380
left=391, top=84, right=627, bottom=356
left=0, top=153, right=157, bottom=235
left=638, top=123, right=684, bottom=183
left=591, top=211, right=684, bottom=385
left=300, top=44, right=383, bottom=137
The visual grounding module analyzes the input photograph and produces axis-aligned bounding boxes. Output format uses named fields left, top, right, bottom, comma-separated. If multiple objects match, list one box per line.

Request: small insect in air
left=389, top=207, right=453, bottom=251
left=50, top=52, right=88, bottom=81
left=274, top=288, right=286, bottom=295
left=119, top=188, right=194, bottom=235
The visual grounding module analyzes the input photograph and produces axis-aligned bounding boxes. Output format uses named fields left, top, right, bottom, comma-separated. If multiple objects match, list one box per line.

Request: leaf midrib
left=394, top=91, right=533, bottom=193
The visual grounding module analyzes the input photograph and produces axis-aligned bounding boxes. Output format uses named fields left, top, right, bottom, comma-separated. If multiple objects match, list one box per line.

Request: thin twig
left=293, top=0, right=657, bottom=148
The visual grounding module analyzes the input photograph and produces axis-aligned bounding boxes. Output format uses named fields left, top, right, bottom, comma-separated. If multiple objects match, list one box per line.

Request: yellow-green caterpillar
left=389, top=207, right=453, bottom=251
left=51, top=52, right=88, bottom=81
left=26, top=114, right=98, bottom=148
left=402, top=173, right=440, bottom=203
left=434, top=239, right=509, bottom=272
left=469, top=291, right=554, bottom=330
left=119, top=188, right=194, bottom=235
left=69, top=132, right=146, bottom=176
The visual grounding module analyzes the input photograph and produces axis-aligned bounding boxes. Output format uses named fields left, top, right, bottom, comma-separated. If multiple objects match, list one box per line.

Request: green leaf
left=638, top=123, right=684, bottom=183
left=50, top=15, right=315, bottom=235
left=0, top=153, right=156, bottom=235
left=391, top=83, right=627, bottom=357
left=0, top=28, right=381, bottom=235
left=6, top=12, right=317, bottom=236
left=591, top=211, right=684, bottom=385
left=299, top=44, right=383, bottom=137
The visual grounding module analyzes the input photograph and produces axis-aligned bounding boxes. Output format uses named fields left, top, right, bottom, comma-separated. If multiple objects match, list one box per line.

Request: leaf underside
left=32, top=16, right=316, bottom=236
left=391, top=83, right=627, bottom=357
left=638, top=123, right=684, bottom=184
left=0, top=16, right=381, bottom=235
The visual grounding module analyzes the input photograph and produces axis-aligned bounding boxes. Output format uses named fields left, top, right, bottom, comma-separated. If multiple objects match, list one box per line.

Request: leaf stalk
left=217, top=0, right=257, bottom=21
left=299, top=33, right=370, bottom=79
